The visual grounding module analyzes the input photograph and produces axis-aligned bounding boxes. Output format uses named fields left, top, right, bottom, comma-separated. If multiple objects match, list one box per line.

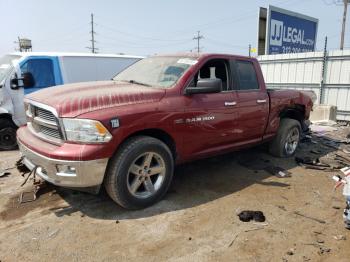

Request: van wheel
left=104, top=136, right=174, bottom=209
left=0, top=119, right=18, bottom=150
left=268, top=118, right=301, bottom=158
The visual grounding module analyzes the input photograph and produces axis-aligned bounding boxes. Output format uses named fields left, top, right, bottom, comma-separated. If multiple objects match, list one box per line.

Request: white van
left=0, top=52, right=143, bottom=150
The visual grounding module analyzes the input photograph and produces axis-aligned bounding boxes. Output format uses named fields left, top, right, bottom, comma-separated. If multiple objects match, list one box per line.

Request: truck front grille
left=26, top=103, right=64, bottom=144
left=35, top=107, right=57, bottom=122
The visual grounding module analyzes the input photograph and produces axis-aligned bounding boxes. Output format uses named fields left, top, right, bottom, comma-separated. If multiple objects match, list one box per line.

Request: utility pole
left=340, top=0, right=349, bottom=50
left=249, top=44, right=251, bottom=57
left=320, top=36, right=328, bottom=104
left=193, top=31, right=204, bottom=54
left=87, top=13, right=98, bottom=53
left=17, top=37, right=22, bottom=52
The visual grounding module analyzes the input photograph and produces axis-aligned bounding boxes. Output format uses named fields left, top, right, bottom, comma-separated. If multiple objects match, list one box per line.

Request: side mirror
left=10, top=72, right=35, bottom=90
left=10, top=76, right=20, bottom=90
left=186, top=78, right=222, bottom=95
left=22, top=72, right=35, bottom=88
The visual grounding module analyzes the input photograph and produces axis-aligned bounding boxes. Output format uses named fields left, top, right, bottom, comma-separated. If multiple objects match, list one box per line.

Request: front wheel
left=104, top=136, right=174, bottom=209
left=0, top=118, right=18, bottom=150
left=268, top=118, right=301, bottom=158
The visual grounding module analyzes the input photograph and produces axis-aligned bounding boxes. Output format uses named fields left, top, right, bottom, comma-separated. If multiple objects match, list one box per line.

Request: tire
left=268, top=118, right=301, bottom=158
left=104, top=136, right=174, bottom=209
left=0, top=118, right=18, bottom=150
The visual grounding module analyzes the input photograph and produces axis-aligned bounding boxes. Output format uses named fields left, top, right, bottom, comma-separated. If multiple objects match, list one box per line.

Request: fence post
left=320, top=36, right=328, bottom=104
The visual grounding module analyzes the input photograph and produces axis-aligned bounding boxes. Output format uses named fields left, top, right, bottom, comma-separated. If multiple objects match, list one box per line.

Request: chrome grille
left=39, top=125, right=62, bottom=139
left=26, top=103, right=63, bottom=143
left=35, top=107, right=56, bottom=122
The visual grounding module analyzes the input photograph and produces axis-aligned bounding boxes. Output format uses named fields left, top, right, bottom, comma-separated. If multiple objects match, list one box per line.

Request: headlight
left=62, top=118, right=112, bottom=143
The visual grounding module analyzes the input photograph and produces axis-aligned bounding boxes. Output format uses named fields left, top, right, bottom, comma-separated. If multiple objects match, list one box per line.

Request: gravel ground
left=0, top=128, right=350, bottom=262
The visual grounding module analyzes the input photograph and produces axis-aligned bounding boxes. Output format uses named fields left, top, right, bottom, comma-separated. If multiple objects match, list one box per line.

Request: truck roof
left=9, top=52, right=144, bottom=59
left=154, top=52, right=255, bottom=61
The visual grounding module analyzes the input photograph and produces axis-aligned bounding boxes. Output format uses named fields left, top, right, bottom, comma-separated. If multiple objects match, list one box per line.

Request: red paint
left=17, top=53, right=313, bottom=164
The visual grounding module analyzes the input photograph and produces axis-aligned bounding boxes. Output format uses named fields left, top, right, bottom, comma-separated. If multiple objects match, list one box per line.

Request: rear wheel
left=104, top=136, right=174, bottom=209
left=269, top=118, right=301, bottom=158
left=0, top=118, right=18, bottom=150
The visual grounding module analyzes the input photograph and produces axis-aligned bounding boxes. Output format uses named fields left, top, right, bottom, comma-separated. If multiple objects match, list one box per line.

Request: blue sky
left=0, top=0, right=348, bottom=56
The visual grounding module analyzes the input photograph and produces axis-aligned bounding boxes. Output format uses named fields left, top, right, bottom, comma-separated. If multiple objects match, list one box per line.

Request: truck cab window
left=21, top=59, right=55, bottom=88
left=235, top=60, right=259, bottom=90
left=192, top=59, right=230, bottom=91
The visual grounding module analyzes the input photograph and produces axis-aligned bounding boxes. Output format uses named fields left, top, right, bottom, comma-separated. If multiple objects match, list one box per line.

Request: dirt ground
left=1, top=126, right=350, bottom=262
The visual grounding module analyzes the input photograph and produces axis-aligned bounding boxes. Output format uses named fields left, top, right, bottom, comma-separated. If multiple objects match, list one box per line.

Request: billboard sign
left=266, top=5, right=318, bottom=55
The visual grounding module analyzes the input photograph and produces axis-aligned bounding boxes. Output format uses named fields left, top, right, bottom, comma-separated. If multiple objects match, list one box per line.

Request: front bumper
left=18, top=140, right=108, bottom=188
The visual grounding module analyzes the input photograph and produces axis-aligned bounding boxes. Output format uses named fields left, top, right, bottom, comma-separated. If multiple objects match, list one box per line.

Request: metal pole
left=18, top=37, right=22, bottom=52
left=320, top=36, right=328, bottom=104
left=249, top=44, right=251, bottom=57
left=340, top=0, right=348, bottom=50
left=193, top=31, right=203, bottom=54
left=91, top=13, right=95, bottom=53
left=197, top=31, right=200, bottom=53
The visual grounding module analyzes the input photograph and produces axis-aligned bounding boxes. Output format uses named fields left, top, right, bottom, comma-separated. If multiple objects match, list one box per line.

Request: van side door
left=230, top=59, right=269, bottom=143
left=20, top=57, right=63, bottom=94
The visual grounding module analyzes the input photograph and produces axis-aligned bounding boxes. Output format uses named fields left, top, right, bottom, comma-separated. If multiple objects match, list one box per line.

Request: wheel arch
left=120, top=128, right=177, bottom=160
left=0, top=113, right=13, bottom=121
left=279, top=104, right=307, bottom=131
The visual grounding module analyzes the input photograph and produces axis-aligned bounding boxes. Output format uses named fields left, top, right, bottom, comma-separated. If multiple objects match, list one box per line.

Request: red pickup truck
left=17, top=53, right=313, bottom=209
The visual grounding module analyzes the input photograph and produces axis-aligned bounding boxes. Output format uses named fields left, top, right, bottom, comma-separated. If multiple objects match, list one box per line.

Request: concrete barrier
left=310, top=105, right=337, bottom=123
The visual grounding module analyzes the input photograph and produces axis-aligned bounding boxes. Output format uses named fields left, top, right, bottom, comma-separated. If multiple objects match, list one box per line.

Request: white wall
left=258, top=50, right=350, bottom=121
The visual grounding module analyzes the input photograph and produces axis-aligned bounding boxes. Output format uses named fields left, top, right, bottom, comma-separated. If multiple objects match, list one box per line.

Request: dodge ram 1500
left=17, top=53, right=313, bottom=209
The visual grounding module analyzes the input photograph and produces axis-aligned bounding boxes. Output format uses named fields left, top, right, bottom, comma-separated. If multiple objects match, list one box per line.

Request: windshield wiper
left=128, top=80, right=151, bottom=87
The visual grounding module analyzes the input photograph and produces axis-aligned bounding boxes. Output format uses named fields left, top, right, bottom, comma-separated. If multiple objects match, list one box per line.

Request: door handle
left=224, top=101, right=237, bottom=106
left=257, top=99, right=267, bottom=104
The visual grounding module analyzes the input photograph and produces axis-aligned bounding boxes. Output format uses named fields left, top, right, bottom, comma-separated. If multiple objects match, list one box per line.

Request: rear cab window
left=231, top=60, right=259, bottom=91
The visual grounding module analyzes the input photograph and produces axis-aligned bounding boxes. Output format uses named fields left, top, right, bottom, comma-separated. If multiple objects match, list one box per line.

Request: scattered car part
left=238, top=211, right=266, bottom=222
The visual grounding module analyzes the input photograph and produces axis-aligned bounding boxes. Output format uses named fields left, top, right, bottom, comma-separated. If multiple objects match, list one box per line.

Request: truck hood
left=26, top=81, right=166, bottom=117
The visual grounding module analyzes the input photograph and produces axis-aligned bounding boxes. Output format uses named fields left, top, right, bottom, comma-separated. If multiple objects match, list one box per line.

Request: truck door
left=20, top=57, right=63, bottom=94
left=182, top=58, right=239, bottom=157
left=231, top=59, right=269, bottom=143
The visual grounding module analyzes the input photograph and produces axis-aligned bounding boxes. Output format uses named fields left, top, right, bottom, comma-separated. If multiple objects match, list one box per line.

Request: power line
left=97, top=23, right=189, bottom=43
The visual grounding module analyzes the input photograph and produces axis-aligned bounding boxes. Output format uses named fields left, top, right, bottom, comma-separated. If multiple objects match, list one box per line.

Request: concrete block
left=310, top=104, right=337, bottom=123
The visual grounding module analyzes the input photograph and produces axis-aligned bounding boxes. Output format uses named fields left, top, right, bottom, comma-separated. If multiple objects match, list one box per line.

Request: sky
left=0, top=0, right=348, bottom=57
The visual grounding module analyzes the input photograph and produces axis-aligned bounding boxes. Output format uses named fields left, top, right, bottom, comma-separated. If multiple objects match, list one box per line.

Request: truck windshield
left=0, top=55, right=21, bottom=84
left=113, top=56, right=197, bottom=88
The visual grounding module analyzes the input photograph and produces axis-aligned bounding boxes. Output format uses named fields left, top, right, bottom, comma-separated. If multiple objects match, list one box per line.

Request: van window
left=21, top=59, right=55, bottom=88
left=235, top=61, right=259, bottom=90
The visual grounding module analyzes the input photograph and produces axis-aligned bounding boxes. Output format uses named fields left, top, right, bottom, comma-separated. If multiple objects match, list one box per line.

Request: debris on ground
left=238, top=211, right=266, bottom=222
left=286, top=248, right=295, bottom=256
left=264, top=166, right=291, bottom=178
left=310, top=123, right=338, bottom=134
left=293, top=211, right=326, bottom=224
left=318, top=246, right=331, bottom=255
left=0, top=171, right=11, bottom=178
left=15, top=157, right=30, bottom=174
left=333, top=235, right=346, bottom=240
left=48, top=229, right=60, bottom=238
left=18, top=181, right=46, bottom=204
left=228, top=234, right=239, bottom=247
left=17, top=165, right=46, bottom=204
left=295, top=156, right=331, bottom=170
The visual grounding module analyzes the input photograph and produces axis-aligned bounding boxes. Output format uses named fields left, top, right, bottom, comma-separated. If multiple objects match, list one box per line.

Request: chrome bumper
left=18, top=141, right=108, bottom=188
